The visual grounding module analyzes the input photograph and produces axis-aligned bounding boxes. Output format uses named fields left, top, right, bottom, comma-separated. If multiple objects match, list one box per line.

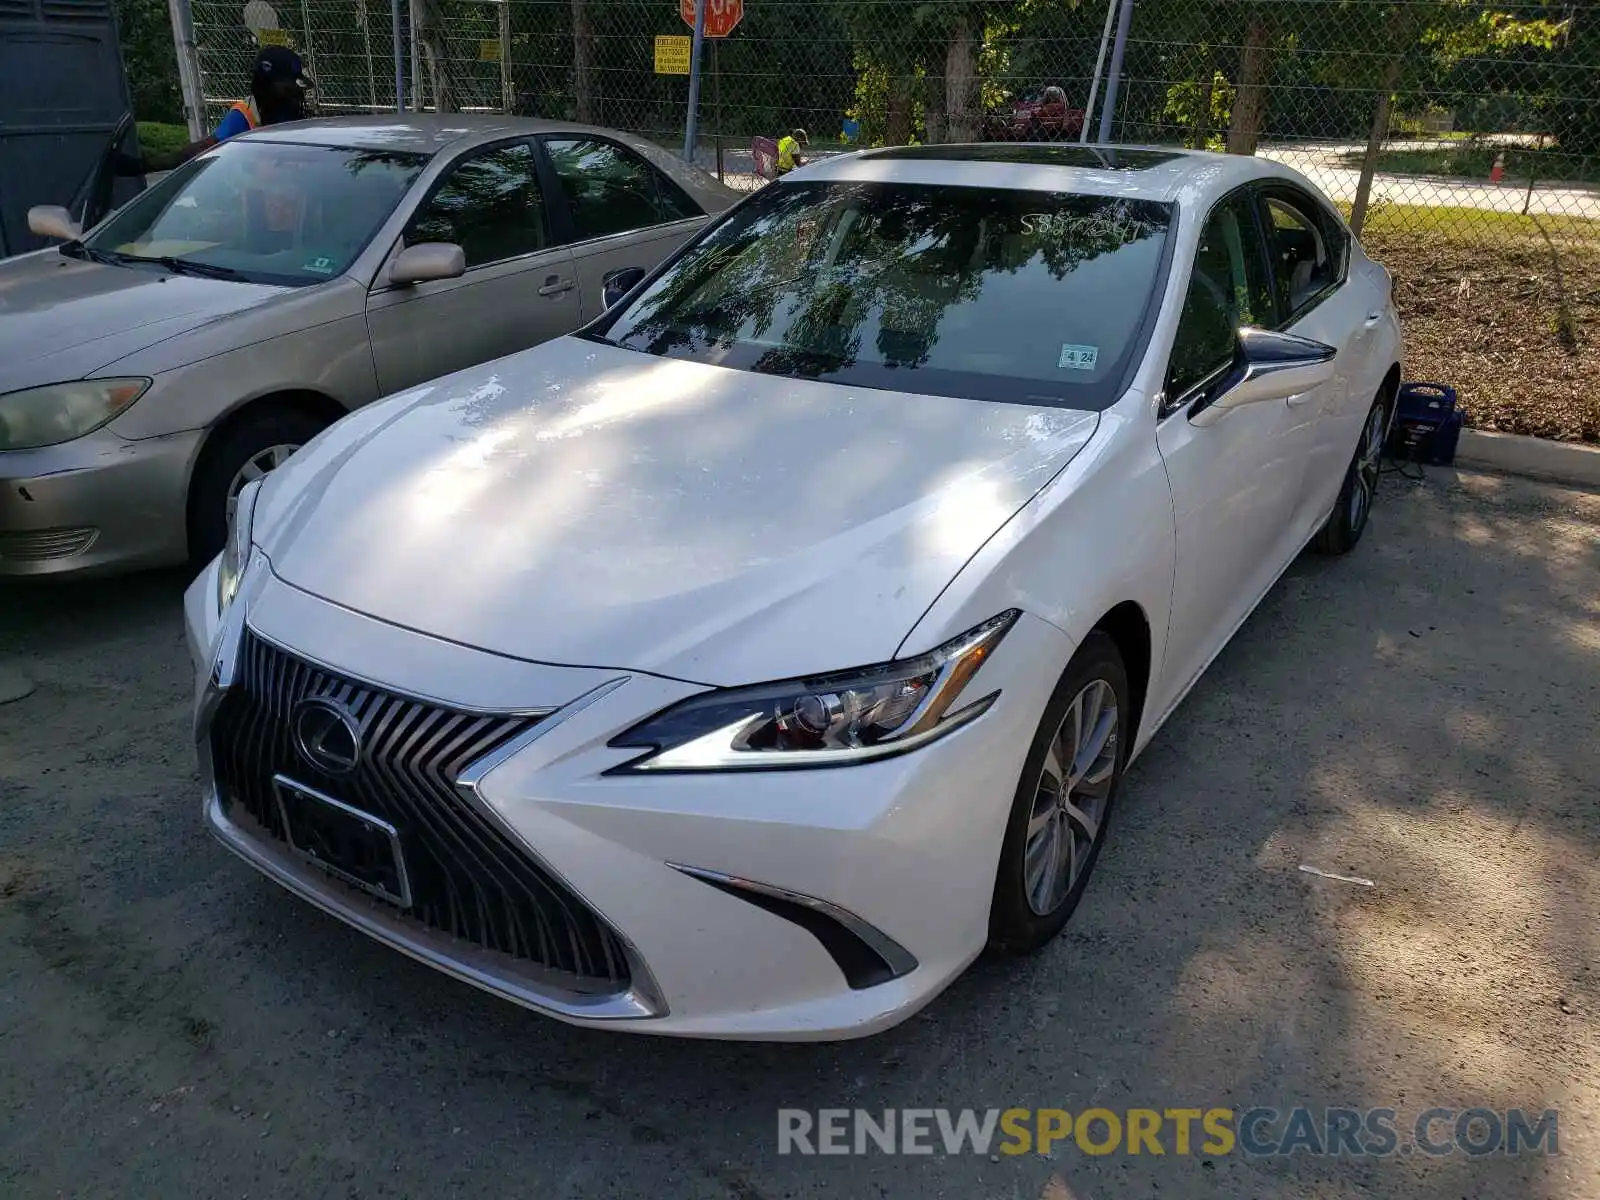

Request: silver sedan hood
left=0, top=250, right=290, bottom=389
left=256, top=338, right=1099, bottom=686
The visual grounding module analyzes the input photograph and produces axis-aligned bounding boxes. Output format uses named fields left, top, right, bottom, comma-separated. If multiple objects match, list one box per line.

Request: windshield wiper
left=58, top=242, right=125, bottom=267
left=140, top=255, right=243, bottom=281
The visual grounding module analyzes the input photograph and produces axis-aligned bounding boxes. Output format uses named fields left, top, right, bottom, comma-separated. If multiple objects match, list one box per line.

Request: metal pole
left=1080, top=0, right=1118, bottom=144
left=391, top=0, right=404, bottom=110
left=361, top=0, right=377, bottom=110
left=712, top=37, right=722, bottom=143
left=409, top=0, right=422, bottom=110
left=682, top=0, right=709, bottom=161
left=1096, top=0, right=1135, bottom=145
left=299, top=0, right=319, bottom=108
left=167, top=0, right=207, bottom=139
left=499, top=0, right=513, bottom=112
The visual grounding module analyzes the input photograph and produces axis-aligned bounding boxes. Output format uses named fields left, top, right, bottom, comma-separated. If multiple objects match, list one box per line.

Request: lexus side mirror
left=602, top=266, right=646, bottom=309
left=390, top=242, right=466, bottom=286
left=1190, top=327, right=1337, bottom=427
left=29, top=205, right=81, bottom=242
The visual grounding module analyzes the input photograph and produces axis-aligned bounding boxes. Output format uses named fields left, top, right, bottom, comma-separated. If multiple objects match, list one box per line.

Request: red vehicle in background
left=981, top=86, right=1086, bottom=142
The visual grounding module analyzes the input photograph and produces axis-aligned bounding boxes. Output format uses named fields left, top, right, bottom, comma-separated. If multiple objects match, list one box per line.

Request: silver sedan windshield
left=84, top=140, right=430, bottom=286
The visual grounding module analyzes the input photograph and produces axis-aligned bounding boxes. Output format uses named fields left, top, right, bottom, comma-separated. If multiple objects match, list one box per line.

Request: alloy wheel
left=225, top=443, right=300, bottom=526
left=1348, top=403, right=1385, bottom=530
left=1023, top=678, right=1119, bottom=916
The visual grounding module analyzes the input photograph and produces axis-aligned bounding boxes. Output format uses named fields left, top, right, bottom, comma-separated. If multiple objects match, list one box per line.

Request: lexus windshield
left=80, top=140, right=429, bottom=286
left=595, top=181, right=1174, bottom=408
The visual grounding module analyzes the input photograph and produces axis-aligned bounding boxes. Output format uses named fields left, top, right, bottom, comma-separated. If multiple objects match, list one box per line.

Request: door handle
left=1364, top=311, right=1383, bottom=325
left=538, top=276, right=576, bottom=297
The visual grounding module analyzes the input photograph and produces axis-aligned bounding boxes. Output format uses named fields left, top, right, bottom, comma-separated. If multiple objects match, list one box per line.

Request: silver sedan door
left=366, top=139, right=579, bottom=396
left=537, top=135, right=709, bottom=321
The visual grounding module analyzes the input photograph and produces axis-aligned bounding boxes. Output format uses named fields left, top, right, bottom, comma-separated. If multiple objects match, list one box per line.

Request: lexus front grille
left=208, top=629, right=632, bottom=992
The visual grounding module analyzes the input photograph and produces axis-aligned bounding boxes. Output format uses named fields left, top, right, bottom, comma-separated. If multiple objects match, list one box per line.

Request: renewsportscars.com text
left=777, top=1107, right=1559, bottom=1158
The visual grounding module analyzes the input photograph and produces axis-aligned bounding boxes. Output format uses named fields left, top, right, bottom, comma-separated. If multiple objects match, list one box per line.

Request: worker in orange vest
left=114, top=46, right=313, bottom=176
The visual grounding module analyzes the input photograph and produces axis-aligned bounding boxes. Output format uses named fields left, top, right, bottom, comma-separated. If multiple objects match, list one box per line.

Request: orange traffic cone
left=1490, top=150, right=1505, bottom=182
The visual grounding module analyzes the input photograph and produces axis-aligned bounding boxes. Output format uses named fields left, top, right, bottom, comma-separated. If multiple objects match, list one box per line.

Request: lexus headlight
left=0, top=378, right=151, bottom=450
left=217, top=478, right=261, bottom=612
left=610, top=611, right=1018, bottom=771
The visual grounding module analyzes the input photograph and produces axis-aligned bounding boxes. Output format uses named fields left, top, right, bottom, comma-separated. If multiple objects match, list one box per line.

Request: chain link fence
left=173, top=0, right=1598, bottom=438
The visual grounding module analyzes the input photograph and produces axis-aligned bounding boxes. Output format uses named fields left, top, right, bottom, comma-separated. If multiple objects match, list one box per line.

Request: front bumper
left=186, top=564, right=1073, bottom=1040
left=0, top=427, right=201, bottom=577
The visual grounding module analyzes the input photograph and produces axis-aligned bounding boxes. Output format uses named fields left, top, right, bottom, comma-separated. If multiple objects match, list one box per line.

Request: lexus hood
left=256, top=338, right=1099, bottom=686
left=0, top=250, right=289, bottom=389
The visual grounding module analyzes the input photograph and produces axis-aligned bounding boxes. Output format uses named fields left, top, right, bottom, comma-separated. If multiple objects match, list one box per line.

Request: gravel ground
left=1, top=468, right=1597, bottom=1200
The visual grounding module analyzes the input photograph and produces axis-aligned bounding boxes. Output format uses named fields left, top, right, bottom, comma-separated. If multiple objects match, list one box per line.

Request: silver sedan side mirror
left=390, top=242, right=466, bottom=286
left=1190, top=327, right=1337, bottom=427
left=29, top=205, right=81, bottom=242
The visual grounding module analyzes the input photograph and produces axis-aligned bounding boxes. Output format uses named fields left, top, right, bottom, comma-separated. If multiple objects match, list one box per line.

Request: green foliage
left=137, top=121, right=190, bottom=156
left=1161, top=70, right=1234, bottom=145
left=116, top=0, right=182, bottom=123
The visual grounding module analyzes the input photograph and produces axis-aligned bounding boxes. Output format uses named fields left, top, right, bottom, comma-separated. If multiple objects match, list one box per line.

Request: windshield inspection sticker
left=303, top=256, right=336, bottom=274
left=1058, top=343, right=1099, bottom=371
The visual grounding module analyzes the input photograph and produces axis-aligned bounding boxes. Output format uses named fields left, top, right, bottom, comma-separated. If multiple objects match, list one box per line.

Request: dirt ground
left=1367, top=230, right=1600, bottom=444
left=1, top=468, right=1597, bottom=1200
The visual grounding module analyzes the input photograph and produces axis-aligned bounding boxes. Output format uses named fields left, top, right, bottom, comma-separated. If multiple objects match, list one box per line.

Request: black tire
left=987, top=632, right=1130, bottom=957
left=1311, top=390, right=1392, bottom=556
left=188, top=407, right=329, bottom=564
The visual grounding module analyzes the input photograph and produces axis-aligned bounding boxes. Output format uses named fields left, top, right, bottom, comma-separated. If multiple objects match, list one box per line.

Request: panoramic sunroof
left=864, top=145, right=1186, bottom=170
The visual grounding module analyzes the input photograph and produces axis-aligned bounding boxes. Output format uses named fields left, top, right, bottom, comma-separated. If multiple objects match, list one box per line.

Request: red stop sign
left=680, top=0, right=743, bottom=38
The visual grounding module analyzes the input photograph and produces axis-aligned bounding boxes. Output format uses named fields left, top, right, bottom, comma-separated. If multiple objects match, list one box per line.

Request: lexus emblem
left=292, top=697, right=362, bottom=776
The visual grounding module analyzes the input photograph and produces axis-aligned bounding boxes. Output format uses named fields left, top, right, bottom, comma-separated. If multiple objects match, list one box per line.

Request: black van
left=0, top=0, right=145, bottom=256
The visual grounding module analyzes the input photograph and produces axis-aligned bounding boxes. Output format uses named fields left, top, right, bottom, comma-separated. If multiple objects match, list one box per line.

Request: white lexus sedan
left=186, top=144, right=1402, bottom=1040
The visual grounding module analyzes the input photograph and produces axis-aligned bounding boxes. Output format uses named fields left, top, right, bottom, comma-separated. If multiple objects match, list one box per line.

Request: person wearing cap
left=776, top=128, right=809, bottom=176
left=114, top=46, right=314, bottom=176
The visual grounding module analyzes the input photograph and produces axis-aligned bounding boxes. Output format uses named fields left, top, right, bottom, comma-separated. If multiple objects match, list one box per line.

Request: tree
left=115, top=0, right=182, bottom=124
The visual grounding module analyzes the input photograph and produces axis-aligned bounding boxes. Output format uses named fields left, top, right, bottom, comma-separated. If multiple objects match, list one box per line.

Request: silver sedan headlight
left=610, top=611, right=1018, bottom=771
left=0, top=379, right=151, bottom=450
left=217, top=478, right=261, bottom=612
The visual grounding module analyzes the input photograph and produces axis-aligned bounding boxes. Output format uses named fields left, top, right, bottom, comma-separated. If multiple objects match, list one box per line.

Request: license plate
left=273, top=775, right=412, bottom=909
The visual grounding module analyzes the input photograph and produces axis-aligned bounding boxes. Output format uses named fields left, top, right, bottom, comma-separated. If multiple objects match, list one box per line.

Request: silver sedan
left=0, top=115, right=737, bottom=577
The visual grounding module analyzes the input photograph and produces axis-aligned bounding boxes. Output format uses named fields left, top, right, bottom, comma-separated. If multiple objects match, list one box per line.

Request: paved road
left=2, top=469, right=1597, bottom=1199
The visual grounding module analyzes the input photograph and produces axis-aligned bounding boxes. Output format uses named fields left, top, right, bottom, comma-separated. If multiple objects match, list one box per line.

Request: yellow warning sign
left=257, top=28, right=292, bottom=46
left=654, top=34, right=691, bottom=75
left=479, top=39, right=502, bottom=62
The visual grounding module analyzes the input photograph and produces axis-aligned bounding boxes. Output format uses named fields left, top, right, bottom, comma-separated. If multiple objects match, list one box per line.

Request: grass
left=137, top=121, right=190, bottom=157
left=1344, top=141, right=1600, bottom=186
left=1352, top=202, right=1600, bottom=244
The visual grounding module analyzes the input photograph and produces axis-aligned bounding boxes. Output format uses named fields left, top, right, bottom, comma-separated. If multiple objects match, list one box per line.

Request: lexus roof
left=789, top=142, right=1307, bottom=203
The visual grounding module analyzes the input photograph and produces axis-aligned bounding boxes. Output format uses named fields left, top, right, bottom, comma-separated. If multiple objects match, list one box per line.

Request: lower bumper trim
left=668, top=863, right=919, bottom=990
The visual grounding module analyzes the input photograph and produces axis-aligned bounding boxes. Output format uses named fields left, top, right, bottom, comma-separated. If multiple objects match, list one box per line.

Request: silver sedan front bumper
left=0, top=427, right=202, bottom=577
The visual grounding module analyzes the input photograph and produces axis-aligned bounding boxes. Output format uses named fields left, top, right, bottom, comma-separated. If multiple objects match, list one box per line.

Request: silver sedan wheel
left=1349, top=403, right=1386, bottom=529
left=1023, top=679, right=1119, bottom=916
left=225, top=443, right=299, bottom=526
